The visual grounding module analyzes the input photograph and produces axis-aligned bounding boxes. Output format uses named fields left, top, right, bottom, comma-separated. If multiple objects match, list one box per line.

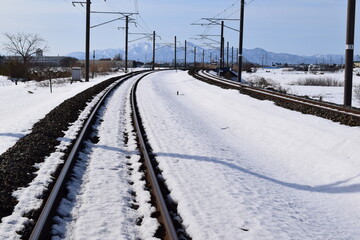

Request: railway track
left=131, top=73, right=179, bottom=240
left=193, top=70, right=360, bottom=126
left=28, top=71, right=181, bottom=240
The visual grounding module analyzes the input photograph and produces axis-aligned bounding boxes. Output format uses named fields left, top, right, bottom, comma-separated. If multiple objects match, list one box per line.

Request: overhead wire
left=94, top=0, right=125, bottom=29
left=62, top=0, right=119, bottom=31
left=104, top=0, right=118, bottom=12
left=213, top=0, right=240, bottom=19
left=246, top=0, right=257, bottom=6
left=199, top=0, right=257, bottom=42
left=128, top=0, right=161, bottom=43
left=90, top=0, right=135, bottom=33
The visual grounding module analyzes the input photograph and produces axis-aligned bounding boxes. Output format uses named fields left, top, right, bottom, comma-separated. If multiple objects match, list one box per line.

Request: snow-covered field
left=137, top=70, right=360, bottom=239
left=1, top=69, right=360, bottom=239
left=243, top=68, right=360, bottom=107
left=0, top=73, right=123, bottom=155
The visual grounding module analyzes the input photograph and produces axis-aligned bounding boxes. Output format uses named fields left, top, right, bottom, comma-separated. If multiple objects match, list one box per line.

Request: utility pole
left=192, top=18, right=239, bottom=71
left=238, top=0, right=245, bottom=82
left=202, top=49, right=205, bottom=69
left=194, top=47, right=197, bottom=69
left=92, top=50, right=95, bottom=79
left=344, top=0, right=356, bottom=106
left=236, top=48, right=239, bottom=65
left=85, top=0, right=91, bottom=82
left=185, top=40, right=187, bottom=69
left=125, top=16, right=129, bottom=72
left=227, top=41, right=229, bottom=68
left=152, top=31, right=156, bottom=70
left=220, top=21, right=224, bottom=70
left=174, top=36, right=177, bottom=70
left=89, top=11, right=137, bottom=73
left=231, top=46, right=234, bottom=68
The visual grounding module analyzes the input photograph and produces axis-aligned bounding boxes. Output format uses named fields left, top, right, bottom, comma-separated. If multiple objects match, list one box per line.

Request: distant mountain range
left=66, top=42, right=344, bottom=65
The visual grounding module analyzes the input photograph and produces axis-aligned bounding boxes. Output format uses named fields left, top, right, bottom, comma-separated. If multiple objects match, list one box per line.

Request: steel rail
left=29, top=71, right=146, bottom=240
left=131, top=72, right=179, bottom=240
left=196, top=70, right=360, bottom=119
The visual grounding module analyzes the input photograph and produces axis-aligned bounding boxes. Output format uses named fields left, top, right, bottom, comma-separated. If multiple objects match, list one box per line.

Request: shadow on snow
left=156, top=152, right=360, bottom=194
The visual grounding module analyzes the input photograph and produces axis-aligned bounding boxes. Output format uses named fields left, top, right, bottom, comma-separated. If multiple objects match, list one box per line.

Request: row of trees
left=1, top=32, right=129, bottom=82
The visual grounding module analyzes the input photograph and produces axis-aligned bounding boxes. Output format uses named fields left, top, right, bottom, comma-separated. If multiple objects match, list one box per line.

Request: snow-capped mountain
left=243, top=48, right=344, bottom=65
left=66, top=42, right=344, bottom=65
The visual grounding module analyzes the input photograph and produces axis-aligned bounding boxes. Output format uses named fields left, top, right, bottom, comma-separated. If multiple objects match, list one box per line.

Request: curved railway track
left=193, top=70, right=360, bottom=126
left=131, top=73, right=179, bottom=240
left=29, top=71, right=180, bottom=240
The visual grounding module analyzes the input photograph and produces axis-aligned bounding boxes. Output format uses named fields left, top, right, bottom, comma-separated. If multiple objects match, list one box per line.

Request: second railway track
left=193, top=70, right=360, bottom=126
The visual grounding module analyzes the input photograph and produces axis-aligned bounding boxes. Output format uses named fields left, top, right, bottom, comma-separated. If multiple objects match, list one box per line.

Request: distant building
left=354, top=61, right=360, bottom=68
left=3, top=49, right=68, bottom=66
left=78, top=60, right=136, bottom=69
left=36, top=48, right=43, bottom=57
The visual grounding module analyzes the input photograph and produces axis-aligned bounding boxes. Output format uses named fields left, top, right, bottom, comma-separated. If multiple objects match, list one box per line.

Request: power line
left=104, top=0, right=119, bottom=13
left=195, top=0, right=257, bottom=38
left=246, top=0, right=257, bottom=6
left=214, top=0, right=240, bottom=19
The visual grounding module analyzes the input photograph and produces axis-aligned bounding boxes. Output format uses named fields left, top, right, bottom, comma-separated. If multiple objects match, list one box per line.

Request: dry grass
left=292, top=77, right=343, bottom=87
left=248, top=76, right=288, bottom=93
left=354, top=85, right=360, bottom=104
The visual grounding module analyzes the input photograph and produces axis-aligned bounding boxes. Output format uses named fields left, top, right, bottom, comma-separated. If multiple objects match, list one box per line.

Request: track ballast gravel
left=0, top=75, right=123, bottom=221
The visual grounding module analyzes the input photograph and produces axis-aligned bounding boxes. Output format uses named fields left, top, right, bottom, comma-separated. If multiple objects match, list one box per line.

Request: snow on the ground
left=0, top=86, right=108, bottom=239
left=0, top=73, right=123, bottom=155
left=2, top=68, right=360, bottom=239
left=136, top=70, right=360, bottom=239
left=51, top=74, right=158, bottom=240
left=0, top=76, right=13, bottom=87
left=0, top=71, right=159, bottom=240
left=242, top=68, right=360, bottom=107
left=0, top=73, right=125, bottom=239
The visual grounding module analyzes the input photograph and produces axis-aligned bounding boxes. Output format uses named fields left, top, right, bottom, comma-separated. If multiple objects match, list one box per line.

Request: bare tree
left=3, top=32, right=48, bottom=65
left=2, top=32, right=48, bottom=80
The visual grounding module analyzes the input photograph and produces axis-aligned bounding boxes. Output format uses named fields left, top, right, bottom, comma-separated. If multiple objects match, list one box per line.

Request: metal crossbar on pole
left=91, top=17, right=124, bottom=29
left=91, top=11, right=137, bottom=15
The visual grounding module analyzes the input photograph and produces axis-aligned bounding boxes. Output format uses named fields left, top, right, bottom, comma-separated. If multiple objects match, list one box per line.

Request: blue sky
left=0, top=0, right=357, bottom=56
